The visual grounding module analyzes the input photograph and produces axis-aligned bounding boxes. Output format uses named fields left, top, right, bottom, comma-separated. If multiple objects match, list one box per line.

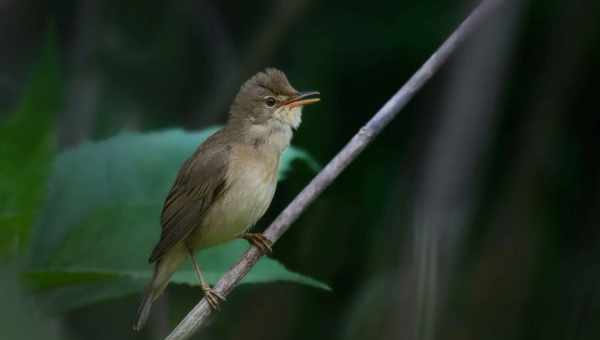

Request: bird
left=133, top=68, right=320, bottom=331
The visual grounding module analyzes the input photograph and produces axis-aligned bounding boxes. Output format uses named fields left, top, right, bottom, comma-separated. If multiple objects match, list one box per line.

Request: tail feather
left=133, top=246, right=187, bottom=331
left=133, top=286, right=155, bottom=331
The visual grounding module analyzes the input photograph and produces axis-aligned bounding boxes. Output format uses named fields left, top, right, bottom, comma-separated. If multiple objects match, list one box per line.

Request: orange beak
left=282, top=91, right=320, bottom=109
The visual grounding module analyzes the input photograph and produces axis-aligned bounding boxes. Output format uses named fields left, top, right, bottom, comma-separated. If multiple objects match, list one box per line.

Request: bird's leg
left=241, top=232, right=273, bottom=254
left=187, top=246, right=225, bottom=310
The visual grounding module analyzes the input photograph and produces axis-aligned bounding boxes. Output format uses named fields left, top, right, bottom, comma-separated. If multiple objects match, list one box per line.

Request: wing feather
left=148, top=133, right=230, bottom=263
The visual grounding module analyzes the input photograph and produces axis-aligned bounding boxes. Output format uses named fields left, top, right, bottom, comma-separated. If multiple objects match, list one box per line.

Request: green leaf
left=26, top=129, right=327, bottom=312
left=279, top=147, right=320, bottom=180
left=0, top=30, right=61, bottom=256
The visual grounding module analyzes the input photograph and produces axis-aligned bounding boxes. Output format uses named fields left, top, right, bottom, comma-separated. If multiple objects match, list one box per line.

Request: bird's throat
left=225, top=106, right=302, bottom=154
left=246, top=120, right=293, bottom=154
left=275, top=105, right=303, bottom=129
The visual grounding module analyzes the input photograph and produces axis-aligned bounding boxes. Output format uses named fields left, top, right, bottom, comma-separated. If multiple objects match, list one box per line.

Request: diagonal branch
left=165, top=1, right=505, bottom=339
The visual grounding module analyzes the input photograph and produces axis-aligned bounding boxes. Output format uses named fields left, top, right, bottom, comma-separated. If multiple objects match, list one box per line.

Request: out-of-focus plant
left=0, top=31, right=61, bottom=257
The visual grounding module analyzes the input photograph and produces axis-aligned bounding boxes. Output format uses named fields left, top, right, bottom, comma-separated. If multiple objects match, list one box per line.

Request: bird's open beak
left=282, top=91, right=320, bottom=109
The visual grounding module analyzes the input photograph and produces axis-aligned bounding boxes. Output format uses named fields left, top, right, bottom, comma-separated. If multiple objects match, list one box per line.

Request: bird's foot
left=242, top=233, right=273, bottom=254
left=201, top=284, right=225, bottom=311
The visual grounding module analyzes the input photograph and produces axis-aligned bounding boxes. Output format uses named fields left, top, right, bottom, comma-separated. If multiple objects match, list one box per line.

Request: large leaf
left=26, top=129, right=326, bottom=312
left=0, top=31, right=60, bottom=256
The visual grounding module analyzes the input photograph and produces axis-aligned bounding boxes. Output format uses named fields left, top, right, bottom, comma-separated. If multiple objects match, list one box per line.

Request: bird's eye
left=265, top=96, right=277, bottom=107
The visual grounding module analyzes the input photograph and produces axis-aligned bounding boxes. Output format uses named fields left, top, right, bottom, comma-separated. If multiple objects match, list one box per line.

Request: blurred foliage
left=0, top=30, right=61, bottom=257
left=25, top=128, right=326, bottom=312
left=0, top=266, right=62, bottom=340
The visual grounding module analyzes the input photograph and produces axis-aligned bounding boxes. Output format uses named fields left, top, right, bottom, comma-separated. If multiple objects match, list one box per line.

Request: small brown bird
left=133, top=68, right=319, bottom=330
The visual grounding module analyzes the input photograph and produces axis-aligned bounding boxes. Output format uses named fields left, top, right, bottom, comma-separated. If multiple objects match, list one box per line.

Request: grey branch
left=165, top=1, right=504, bottom=339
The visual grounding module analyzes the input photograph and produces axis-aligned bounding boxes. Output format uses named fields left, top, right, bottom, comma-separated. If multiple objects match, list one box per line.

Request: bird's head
left=228, top=68, right=320, bottom=130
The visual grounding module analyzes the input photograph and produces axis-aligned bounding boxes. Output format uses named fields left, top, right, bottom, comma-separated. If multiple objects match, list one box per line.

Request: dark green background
left=1, top=0, right=600, bottom=339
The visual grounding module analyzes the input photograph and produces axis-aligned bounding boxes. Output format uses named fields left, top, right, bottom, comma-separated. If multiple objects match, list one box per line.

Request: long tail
left=133, top=247, right=186, bottom=331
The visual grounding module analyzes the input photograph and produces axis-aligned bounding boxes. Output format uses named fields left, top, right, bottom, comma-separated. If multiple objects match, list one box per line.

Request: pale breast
left=189, top=144, right=279, bottom=249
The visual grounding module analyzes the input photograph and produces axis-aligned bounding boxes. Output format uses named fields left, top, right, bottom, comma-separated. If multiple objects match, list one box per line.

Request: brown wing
left=148, top=134, right=230, bottom=263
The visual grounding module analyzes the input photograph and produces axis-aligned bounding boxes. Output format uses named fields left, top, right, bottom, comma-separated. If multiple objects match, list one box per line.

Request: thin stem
left=165, top=1, right=504, bottom=339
